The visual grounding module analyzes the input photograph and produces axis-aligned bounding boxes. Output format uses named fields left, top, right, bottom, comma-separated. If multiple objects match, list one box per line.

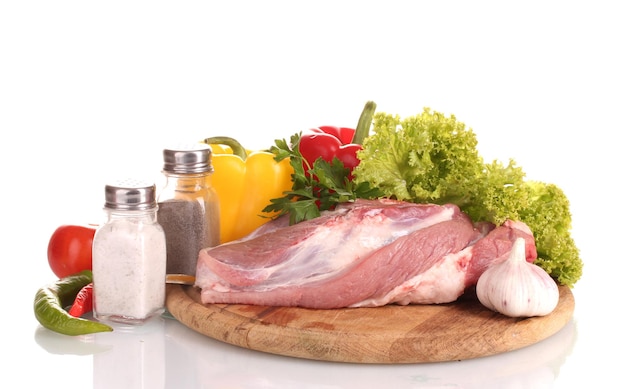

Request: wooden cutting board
left=165, top=284, right=574, bottom=364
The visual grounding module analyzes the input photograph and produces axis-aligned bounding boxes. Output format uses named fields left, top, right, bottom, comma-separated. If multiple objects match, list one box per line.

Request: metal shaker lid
left=104, top=179, right=157, bottom=211
left=162, top=143, right=213, bottom=174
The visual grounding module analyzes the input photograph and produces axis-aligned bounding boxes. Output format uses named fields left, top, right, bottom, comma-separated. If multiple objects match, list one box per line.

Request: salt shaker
left=92, top=179, right=167, bottom=325
left=157, top=144, right=220, bottom=276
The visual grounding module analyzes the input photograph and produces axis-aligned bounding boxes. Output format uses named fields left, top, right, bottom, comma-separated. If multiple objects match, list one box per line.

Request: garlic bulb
left=476, top=237, right=560, bottom=318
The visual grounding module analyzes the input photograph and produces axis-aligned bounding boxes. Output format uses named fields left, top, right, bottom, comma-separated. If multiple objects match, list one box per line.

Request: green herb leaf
left=265, top=132, right=384, bottom=224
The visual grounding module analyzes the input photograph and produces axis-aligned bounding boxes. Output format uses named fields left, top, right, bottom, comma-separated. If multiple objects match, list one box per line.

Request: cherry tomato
left=47, top=225, right=97, bottom=279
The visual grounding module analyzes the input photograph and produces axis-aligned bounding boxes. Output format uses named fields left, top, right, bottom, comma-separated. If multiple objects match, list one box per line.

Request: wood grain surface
left=165, top=284, right=574, bottom=364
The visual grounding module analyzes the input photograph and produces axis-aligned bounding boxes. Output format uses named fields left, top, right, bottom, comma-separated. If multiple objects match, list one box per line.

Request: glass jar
left=92, top=179, right=167, bottom=325
left=157, top=144, right=220, bottom=277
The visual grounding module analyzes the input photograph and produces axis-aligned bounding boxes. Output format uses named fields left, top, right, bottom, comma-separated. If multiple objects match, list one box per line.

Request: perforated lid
left=162, top=143, right=213, bottom=174
left=104, top=179, right=157, bottom=210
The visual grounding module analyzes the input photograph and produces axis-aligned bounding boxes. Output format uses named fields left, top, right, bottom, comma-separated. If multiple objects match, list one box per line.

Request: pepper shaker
left=157, top=144, right=220, bottom=277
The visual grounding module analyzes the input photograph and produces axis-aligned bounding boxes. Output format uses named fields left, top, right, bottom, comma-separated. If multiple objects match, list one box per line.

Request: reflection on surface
left=34, top=325, right=113, bottom=356
left=32, top=313, right=577, bottom=389
left=92, top=319, right=165, bottom=389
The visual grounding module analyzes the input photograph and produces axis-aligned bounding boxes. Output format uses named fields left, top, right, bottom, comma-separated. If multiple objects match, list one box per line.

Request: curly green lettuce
left=519, top=181, right=582, bottom=287
left=353, top=108, right=583, bottom=287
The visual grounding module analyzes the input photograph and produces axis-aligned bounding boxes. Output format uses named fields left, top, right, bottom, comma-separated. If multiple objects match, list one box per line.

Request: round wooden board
left=165, top=284, right=574, bottom=364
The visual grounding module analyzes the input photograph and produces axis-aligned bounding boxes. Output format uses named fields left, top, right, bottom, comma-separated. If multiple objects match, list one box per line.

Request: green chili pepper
left=34, top=270, right=113, bottom=336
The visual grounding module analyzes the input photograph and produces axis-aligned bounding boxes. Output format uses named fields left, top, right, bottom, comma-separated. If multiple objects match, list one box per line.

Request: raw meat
left=195, top=199, right=536, bottom=309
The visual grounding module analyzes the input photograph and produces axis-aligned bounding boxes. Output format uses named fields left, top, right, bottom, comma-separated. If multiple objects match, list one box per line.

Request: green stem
left=352, top=101, right=376, bottom=145
left=201, top=136, right=248, bottom=160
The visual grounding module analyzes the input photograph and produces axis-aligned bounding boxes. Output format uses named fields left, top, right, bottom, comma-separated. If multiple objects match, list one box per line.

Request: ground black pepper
left=158, top=199, right=218, bottom=275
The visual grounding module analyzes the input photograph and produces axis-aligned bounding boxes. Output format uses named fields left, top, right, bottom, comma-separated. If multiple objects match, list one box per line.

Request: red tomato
left=47, top=225, right=97, bottom=278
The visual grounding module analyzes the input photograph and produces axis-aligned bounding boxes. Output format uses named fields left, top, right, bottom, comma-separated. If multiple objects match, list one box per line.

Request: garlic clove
left=476, top=237, right=560, bottom=318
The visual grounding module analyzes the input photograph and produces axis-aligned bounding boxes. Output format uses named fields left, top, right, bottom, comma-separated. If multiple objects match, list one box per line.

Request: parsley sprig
left=263, top=133, right=383, bottom=225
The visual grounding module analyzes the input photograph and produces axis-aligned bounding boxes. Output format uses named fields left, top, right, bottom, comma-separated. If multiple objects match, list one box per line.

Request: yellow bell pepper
left=200, top=136, right=293, bottom=244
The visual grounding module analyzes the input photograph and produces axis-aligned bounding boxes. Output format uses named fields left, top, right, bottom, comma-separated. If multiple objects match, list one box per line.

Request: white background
left=2, top=1, right=624, bottom=388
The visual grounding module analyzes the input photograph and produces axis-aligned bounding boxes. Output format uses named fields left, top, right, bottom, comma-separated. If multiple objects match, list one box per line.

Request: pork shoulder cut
left=194, top=199, right=536, bottom=309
